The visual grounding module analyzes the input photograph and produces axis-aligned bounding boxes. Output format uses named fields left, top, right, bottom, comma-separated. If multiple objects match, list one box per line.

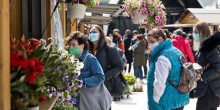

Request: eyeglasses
left=89, top=31, right=98, bottom=34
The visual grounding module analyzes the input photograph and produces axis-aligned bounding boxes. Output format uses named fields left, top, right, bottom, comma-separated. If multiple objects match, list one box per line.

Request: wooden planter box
left=39, top=95, right=59, bottom=110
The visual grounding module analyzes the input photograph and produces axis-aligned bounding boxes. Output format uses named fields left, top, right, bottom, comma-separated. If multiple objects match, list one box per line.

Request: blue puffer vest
left=147, top=40, right=189, bottom=110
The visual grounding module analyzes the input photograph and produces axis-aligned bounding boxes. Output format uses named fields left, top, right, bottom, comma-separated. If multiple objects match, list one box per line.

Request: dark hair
left=176, top=29, right=183, bottom=36
left=89, top=25, right=108, bottom=51
left=136, top=34, right=144, bottom=40
left=125, top=29, right=131, bottom=35
left=150, top=28, right=167, bottom=41
left=182, top=32, right=187, bottom=38
left=188, top=34, right=193, bottom=39
left=67, top=31, right=89, bottom=50
left=163, top=29, right=171, bottom=39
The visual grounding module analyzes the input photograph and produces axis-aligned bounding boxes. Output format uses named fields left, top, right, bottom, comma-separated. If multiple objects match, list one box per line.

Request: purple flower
left=137, top=9, right=141, bottom=13
left=64, top=99, right=69, bottom=103
left=95, top=2, right=99, bottom=6
left=150, top=11, right=154, bottom=15
left=82, top=0, right=88, bottom=3
left=62, top=87, right=70, bottom=91
left=56, top=67, right=61, bottom=71
left=69, top=98, right=77, bottom=103
left=68, top=82, right=74, bottom=87
left=155, top=16, right=160, bottom=20
left=62, top=75, right=69, bottom=83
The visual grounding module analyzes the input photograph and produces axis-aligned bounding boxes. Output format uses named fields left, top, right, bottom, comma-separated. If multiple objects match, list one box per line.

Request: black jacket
left=124, top=35, right=133, bottom=63
left=195, top=32, right=220, bottom=97
left=93, top=40, right=124, bottom=93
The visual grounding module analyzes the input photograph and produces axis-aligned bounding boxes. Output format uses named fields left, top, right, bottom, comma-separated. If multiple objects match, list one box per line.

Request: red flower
left=26, top=73, right=37, bottom=84
left=37, top=65, right=44, bottom=74
left=39, top=96, right=47, bottom=102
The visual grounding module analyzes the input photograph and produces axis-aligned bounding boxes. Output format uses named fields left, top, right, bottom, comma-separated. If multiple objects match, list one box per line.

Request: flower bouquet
left=124, top=74, right=136, bottom=85
left=10, top=36, right=48, bottom=110
left=122, top=0, right=166, bottom=30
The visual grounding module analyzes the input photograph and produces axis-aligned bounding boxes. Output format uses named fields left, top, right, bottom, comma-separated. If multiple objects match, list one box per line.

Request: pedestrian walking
left=124, top=29, right=133, bottom=73
left=192, top=22, right=220, bottom=110
left=147, top=29, right=189, bottom=110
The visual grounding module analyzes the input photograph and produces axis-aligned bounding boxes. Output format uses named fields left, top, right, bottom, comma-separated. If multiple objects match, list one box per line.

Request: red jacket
left=172, top=36, right=195, bottom=63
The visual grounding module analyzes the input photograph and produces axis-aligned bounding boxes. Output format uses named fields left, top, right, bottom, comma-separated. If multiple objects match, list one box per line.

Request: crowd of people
left=66, top=22, right=220, bottom=110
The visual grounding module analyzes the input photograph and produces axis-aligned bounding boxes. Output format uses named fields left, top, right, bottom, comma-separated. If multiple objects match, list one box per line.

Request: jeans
left=134, top=66, right=143, bottom=80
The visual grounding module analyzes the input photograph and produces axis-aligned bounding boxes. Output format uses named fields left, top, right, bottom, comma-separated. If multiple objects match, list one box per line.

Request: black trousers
left=173, top=106, right=184, bottom=110
left=127, top=62, right=132, bottom=73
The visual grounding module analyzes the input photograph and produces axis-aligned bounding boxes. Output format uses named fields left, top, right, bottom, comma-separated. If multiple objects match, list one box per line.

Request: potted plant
left=61, top=0, right=99, bottom=19
left=122, top=0, right=166, bottom=30
left=124, top=74, right=136, bottom=92
left=10, top=36, right=48, bottom=110
left=43, top=44, right=83, bottom=110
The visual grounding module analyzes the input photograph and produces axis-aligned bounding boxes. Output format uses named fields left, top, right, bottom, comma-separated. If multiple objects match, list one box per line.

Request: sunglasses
left=89, top=31, right=98, bottom=34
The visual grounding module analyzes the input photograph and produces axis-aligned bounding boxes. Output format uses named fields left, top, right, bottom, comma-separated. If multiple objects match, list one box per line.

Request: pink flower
left=141, top=1, right=145, bottom=7
left=72, top=0, right=78, bottom=2
left=158, top=8, right=162, bottom=12
left=123, top=5, right=127, bottom=10
left=56, top=0, right=58, bottom=3
left=145, top=2, right=149, bottom=7
left=155, top=19, right=159, bottom=23
left=137, top=9, right=141, bottom=13
left=130, top=5, right=133, bottom=9
left=157, top=26, right=162, bottom=29
left=142, top=11, right=148, bottom=15
left=144, top=25, right=148, bottom=29
left=155, top=16, right=160, bottom=20
left=95, top=2, right=99, bottom=6
left=132, top=15, right=136, bottom=18
left=151, top=0, right=155, bottom=2
left=157, top=5, right=162, bottom=9
left=150, top=11, right=154, bottom=15
left=82, top=0, right=87, bottom=3
left=158, top=20, right=162, bottom=24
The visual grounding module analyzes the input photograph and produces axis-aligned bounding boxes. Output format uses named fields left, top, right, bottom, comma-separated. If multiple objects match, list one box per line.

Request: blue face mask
left=88, top=33, right=99, bottom=42
left=193, top=33, right=200, bottom=42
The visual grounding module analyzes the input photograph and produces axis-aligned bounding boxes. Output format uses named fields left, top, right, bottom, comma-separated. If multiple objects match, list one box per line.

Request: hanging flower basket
left=131, top=11, right=148, bottom=24
left=67, top=4, right=86, bottom=19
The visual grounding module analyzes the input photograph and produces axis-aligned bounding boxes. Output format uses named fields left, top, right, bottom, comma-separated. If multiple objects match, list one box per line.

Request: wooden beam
left=39, top=95, right=59, bottom=110
left=69, top=18, right=77, bottom=35
left=10, top=0, right=22, bottom=39
left=0, top=0, right=10, bottom=110
left=46, top=0, right=52, bottom=44
left=79, top=21, right=85, bottom=33
left=60, top=2, right=66, bottom=48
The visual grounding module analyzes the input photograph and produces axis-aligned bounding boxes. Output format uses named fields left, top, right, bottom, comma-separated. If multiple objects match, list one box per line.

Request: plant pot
left=26, top=106, right=39, bottom=110
left=129, top=85, right=133, bottom=92
left=131, top=11, right=148, bottom=24
left=122, top=94, right=128, bottom=99
left=67, top=4, right=86, bottom=19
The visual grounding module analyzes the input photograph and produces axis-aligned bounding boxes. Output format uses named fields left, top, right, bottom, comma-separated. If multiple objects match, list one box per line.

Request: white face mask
left=150, top=42, right=159, bottom=51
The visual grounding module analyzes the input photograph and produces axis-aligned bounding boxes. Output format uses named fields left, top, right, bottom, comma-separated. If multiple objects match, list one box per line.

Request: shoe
left=143, top=75, right=147, bottom=78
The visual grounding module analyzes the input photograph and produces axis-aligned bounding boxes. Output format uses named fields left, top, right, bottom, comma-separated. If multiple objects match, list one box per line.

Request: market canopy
left=165, top=8, right=220, bottom=27
left=82, top=3, right=123, bottom=25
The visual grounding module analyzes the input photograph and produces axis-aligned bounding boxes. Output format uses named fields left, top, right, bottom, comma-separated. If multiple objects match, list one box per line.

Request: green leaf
left=64, top=91, right=68, bottom=97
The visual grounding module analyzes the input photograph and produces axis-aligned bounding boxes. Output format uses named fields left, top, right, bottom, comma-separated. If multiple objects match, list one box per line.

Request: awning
left=187, top=8, right=220, bottom=25
left=82, top=3, right=122, bottom=25
left=164, top=23, right=194, bottom=27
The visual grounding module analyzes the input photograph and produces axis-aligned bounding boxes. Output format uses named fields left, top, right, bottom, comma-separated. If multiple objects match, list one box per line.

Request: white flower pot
left=122, top=94, right=128, bottom=99
left=67, top=4, right=86, bottom=19
left=131, top=11, right=148, bottom=24
left=26, top=106, right=39, bottom=110
left=129, top=85, right=133, bottom=92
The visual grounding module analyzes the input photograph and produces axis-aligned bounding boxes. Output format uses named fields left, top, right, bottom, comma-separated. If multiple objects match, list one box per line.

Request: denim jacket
left=78, top=50, right=105, bottom=89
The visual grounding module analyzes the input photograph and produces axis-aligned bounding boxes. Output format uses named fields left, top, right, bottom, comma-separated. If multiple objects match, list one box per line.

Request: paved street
left=111, top=79, right=220, bottom=110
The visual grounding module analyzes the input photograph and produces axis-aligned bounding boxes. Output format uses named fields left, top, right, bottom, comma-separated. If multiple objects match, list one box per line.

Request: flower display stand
left=39, top=95, right=59, bottom=110
left=131, top=11, right=148, bottom=24
left=67, top=4, right=86, bottom=19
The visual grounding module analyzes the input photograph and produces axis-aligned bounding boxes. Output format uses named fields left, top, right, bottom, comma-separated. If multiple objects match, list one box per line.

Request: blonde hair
left=195, top=22, right=211, bottom=41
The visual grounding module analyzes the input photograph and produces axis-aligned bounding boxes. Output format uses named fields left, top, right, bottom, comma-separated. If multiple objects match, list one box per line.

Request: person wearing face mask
left=88, top=25, right=124, bottom=105
left=147, top=29, right=189, bottom=110
left=67, top=31, right=108, bottom=110
left=192, top=26, right=201, bottom=52
left=191, top=22, right=220, bottom=110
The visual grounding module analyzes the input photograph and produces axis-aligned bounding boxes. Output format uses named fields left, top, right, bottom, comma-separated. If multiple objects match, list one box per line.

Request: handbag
left=106, top=46, right=127, bottom=97
left=79, top=53, right=112, bottom=110
left=80, top=83, right=112, bottom=110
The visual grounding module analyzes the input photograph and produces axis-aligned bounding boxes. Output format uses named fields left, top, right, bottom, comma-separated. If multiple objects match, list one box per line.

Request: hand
left=128, top=47, right=132, bottom=51
left=196, top=73, right=201, bottom=80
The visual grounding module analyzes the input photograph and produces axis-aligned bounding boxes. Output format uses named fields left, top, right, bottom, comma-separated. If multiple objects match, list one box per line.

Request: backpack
left=163, top=52, right=197, bottom=94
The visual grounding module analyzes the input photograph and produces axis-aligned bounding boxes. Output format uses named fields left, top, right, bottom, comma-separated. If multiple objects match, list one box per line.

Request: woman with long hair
left=192, top=22, right=220, bottom=110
